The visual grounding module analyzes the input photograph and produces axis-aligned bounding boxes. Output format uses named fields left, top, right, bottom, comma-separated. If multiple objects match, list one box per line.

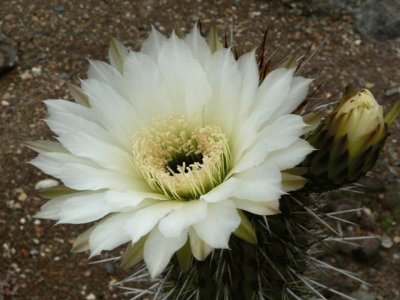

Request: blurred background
left=0, top=0, right=399, bottom=299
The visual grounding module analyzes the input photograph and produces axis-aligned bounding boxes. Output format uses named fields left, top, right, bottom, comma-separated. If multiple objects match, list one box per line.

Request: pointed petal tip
left=33, top=212, right=45, bottom=219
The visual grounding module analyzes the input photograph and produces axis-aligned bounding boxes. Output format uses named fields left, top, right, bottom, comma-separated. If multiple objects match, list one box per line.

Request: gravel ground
left=0, top=0, right=399, bottom=299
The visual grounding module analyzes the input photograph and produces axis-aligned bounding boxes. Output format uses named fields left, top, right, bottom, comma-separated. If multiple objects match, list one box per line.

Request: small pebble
left=363, top=207, right=372, bottom=216
left=365, top=82, right=375, bottom=89
left=17, top=192, right=27, bottom=202
left=84, top=270, right=91, bottom=277
left=59, top=72, right=70, bottom=80
left=20, top=71, right=33, bottom=80
left=1, top=100, right=10, bottom=106
left=2, top=92, right=11, bottom=100
left=54, top=5, right=65, bottom=13
left=381, top=235, right=393, bottom=249
left=5, top=106, right=15, bottom=114
left=385, top=86, right=400, bottom=98
left=35, top=179, right=58, bottom=190
left=105, top=261, right=115, bottom=274
left=31, top=66, right=42, bottom=76
left=86, top=293, right=96, bottom=300
left=30, top=249, right=39, bottom=256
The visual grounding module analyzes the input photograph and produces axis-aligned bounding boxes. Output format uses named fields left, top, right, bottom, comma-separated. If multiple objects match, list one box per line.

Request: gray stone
left=381, top=235, right=394, bottom=249
left=310, top=0, right=360, bottom=16
left=350, top=290, right=377, bottom=300
left=0, top=33, right=18, bottom=75
left=54, top=5, right=65, bottom=13
left=104, top=261, right=115, bottom=274
left=353, top=237, right=380, bottom=260
left=385, top=86, right=400, bottom=104
left=355, top=0, right=400, bottom=41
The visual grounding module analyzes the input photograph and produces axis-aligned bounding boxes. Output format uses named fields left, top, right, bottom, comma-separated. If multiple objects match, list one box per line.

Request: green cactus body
left=157, top=196, right=319, bottom=300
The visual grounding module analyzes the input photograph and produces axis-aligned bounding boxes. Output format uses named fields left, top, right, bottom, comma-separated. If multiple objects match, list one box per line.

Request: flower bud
left=328, top=88, right=385, bottom=158
left=304, top=87, right=399, bottom=188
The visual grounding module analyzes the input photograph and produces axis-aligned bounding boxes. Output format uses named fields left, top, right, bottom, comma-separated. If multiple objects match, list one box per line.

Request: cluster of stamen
left=132, top=116, right=231, bottom=200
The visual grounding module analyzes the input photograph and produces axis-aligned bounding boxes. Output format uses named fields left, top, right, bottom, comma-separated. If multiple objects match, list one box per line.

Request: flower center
left=132, top=116, right=232, bottom=200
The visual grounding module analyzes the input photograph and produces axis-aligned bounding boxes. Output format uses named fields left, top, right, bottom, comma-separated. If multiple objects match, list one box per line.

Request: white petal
left=158, top=200, right=207, bottom=238
left=124, top=201, right=183, bottom=243
left=232, top=111, right=261, bottom=164
left=104, top=190, right=167, bottom=210
left=144, top=227, right=187, bottom=278
left=30, top=152, right=95, bottom=178
left=82, top=79, right=144, bottom=150
left=44, top=100, right=118, bottom=148
left=184, top=25, right=212, bottom=66
left=233, top=163, right=283, bottom=202
left=204, top=48, right=241, bottom=135
left=157, top=33, right=211, bottom=120
left=31, top=152, right=145, bottom=192
left=232, top=114, right=307, bottom=174
left=55, top=130, right=135, bottom=175
left=255, top=67, right=294, bottom=120
left=233, top=50, right=259, bottom=129
left=274, top=76, right=313, bottom=116
left=87, top=60, right=129, bottom=99
left=89, top=213, right=134, bottom=256
left=265, top=139, right=314, bottom=170
left=200, top=177, right=240, bottom=203
left=123, top=52, right=173, bottom=120
left=232, top=198, right=280, bottom=215
left=58, top=192, right=111, bottom=224
left=35, top=195, right=69, bottom=220
left=189, top=228, right=213, bottom=261
left=194, top=200, right=240, bottom=248
left=141, top=26, right=167, bottom=60
left=45, top=99, right=95, bottom=121
left=258, top=114, right=308, bottom=151
left=60, top=163, right=146, bottom=192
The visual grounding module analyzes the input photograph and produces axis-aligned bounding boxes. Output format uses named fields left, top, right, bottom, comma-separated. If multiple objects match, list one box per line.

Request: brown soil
left=1, top=0, right=399, bottom=299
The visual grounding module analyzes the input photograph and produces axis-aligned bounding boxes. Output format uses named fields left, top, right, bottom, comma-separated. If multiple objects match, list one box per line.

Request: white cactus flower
left=30, top=26, right=313, bottom=278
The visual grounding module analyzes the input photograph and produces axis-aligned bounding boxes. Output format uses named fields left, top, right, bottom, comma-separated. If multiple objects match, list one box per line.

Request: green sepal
left=68, top=83, right=90, bottom=107
left=176, top=239, right=192, bottom=273
left=108, top=37, right=129, bottom=74
left=71, top=226, right=95, bottom=253
left=25, top=140, right=67, bottom=154
left=207, top=25, right=223, bottom=54
left=385, top=100, right=400, bottom=125
left=279, top=53, right=300, bottom=69
left=173, top=23, right=184, bottom=38
left=234, top=210, right=257, bottom=245
left=120, top=236, right=146, bottom=270
left=302, top=111, right=323, bottom=134
left=39, top=185, right=77, bottom=199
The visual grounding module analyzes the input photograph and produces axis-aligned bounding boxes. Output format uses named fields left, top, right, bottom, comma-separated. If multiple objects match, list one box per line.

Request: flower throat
left=132, top=116, right=231, bottom=200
